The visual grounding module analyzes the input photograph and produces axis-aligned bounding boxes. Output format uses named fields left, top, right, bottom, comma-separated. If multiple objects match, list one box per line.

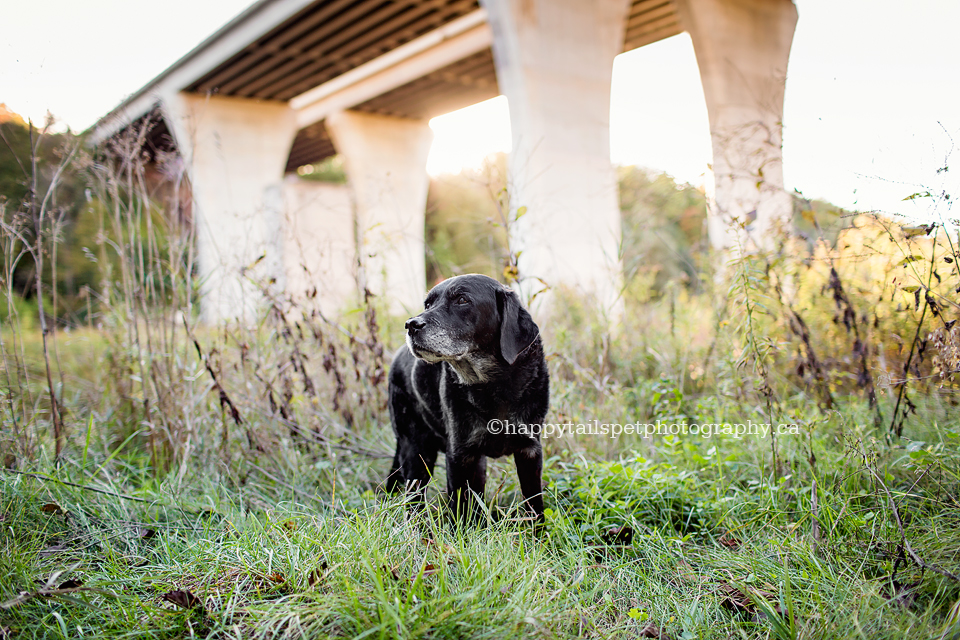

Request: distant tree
left=297, top=155, right=348, bottom=184
left=0, top=119, right=35, bottom=211
left=791, top=191, right=855, bottom=250
left=0, top=117, right=93, bottom=322
left=424, top=154, right=508, bottom=285
left=618, top=166, right=707, bottom=295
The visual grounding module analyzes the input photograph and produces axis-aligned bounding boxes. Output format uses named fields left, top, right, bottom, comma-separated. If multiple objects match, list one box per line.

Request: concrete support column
left=325, top=110, right=433, bottom=314
left=482, top=0, right=631, bottom=315
left=676, top=0, right=798, bottom=250
left=162, top=93, right=298, bottom=323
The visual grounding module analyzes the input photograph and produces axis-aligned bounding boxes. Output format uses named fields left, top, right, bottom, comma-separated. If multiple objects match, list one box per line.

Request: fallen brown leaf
left=718, top=583, right=754, bottom=613
left=381, top=565, right=401, bottom=581
left=717, top=582, right=782, bottom=618
left=719, top=532, right=742, bottom=549
left=421, top=537, right=458, bottom=557
left=161, top=589, right=203, bottom=610
left=602, top=525, right=634, bottom=545
left=307, top=561, right=329, bottom=588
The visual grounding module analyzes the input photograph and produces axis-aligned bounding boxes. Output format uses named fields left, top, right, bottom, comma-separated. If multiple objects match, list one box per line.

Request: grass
left=2, top=392, right=959, bottom=639
left=2, top=121, right=960, bottom=637
left=3, top=274, right=960, bottom=639
left=3, top=273, right=960, bottom=639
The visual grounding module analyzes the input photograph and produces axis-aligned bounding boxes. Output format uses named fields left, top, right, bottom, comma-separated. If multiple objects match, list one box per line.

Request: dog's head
left=404, top=274, right=539, bottom=376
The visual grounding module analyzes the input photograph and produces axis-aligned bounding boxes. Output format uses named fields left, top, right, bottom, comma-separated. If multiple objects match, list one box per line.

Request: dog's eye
left=456, top=295, right=469, bottom=305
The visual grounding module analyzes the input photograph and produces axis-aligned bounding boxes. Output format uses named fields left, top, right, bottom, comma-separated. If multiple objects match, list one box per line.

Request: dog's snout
left=405, top=316, right=426, bottom=333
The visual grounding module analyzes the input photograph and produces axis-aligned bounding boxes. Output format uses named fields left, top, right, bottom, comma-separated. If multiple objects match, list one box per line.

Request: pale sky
left=3, top=1, right=958, bottom=221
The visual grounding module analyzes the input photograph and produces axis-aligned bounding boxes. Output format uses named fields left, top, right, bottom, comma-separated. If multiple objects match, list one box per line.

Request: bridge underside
left=286, top=48, right=499, bottom=172
left=95, top=0, right=797, bottom=322
left=180, top=0, right=681, bottom=172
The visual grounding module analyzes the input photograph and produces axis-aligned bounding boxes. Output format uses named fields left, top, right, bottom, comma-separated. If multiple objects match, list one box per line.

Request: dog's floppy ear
left=497, top=286, right=539, bottom=365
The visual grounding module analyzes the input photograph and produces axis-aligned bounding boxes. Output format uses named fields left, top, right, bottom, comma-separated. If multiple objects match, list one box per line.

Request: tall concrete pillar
left=162, top=93, right=298, bottom=323
left=677, top=0, right=798, bottom=250
left=325, top=110, right=433, bottom=314
left=482, top=0, right=631, bottom=315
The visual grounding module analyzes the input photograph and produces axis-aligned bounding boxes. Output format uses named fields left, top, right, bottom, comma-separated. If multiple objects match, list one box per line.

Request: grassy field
left=3, top=266, right=960, bottom=639
left=2, top=402, right=959, bottom=638
left=2, top=128, right=960, bottom=637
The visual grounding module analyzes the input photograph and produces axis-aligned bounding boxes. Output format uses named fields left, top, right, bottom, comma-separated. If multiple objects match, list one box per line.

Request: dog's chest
left=444, top=377, right=538, bottom=457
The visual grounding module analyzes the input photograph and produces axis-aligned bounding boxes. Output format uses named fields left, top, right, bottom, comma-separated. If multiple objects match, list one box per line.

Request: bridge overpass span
left=92, top=0, right=797, bottom=321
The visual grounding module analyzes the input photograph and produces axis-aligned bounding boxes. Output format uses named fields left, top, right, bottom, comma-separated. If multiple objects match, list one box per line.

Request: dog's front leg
left=514, top=445, right=544, bottom=521
left=446, top=452, right=486, bottom=523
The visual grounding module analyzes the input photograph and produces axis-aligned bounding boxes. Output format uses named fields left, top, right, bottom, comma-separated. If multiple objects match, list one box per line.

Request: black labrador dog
left=385, top=274, right=549, bottom=522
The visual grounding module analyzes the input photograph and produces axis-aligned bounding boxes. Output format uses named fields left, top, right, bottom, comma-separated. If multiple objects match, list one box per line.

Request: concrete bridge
left=91, top=0, right=797, bottom=322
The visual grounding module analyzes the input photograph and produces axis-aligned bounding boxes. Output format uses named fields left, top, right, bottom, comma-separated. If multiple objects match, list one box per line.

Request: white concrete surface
left=162, top=93, right=298, bottom=322
left=482, top=0, right=631, bottom=316
left=281, top=177, right=358, bottom=316
left=677, top=0, right=797, bottom=250
left=325, top=110, right=433, bottom=314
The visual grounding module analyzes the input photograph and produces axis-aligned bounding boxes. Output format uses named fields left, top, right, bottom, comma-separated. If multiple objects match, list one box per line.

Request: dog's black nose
left=405, top=316, right=426, bottom=333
